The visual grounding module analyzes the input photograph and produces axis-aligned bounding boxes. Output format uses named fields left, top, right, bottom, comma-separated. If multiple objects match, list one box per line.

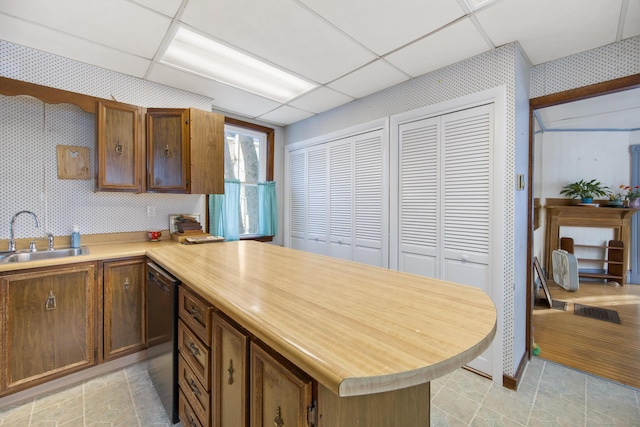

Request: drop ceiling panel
left=1, top=0, right=171, bottom=58
left=288, top=87, right=354, bottom=114
left=328, top=60, right=410, bottom=99
left=298, top=0, right=465, bottom=55
left=147, top=64, right=281, bottom=117
left=386, top=18, right=491, bottom=77
left=475, top=0, right=622, bottom=64
left=257, top=105, right=315, bottom=126
left=179, top=0, right=375, bottom=84
left=623, top=0, right=640, bottom=40
left=131, top=0, right=183, bottom=17
left=0, top=14, right=151, bottom=78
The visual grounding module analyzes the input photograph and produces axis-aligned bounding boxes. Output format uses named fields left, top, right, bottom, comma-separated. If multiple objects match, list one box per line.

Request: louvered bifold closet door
left=354, top=130, right=386, bottom=267
left=306, top=145, right=329, bottom=255
left=398, top=117, right=439, bottom=278
left=440, top=104, right=492, bottom=291
left=289, top=149, right=307, bottom=250
left=328, top=138, right=353, bottom=260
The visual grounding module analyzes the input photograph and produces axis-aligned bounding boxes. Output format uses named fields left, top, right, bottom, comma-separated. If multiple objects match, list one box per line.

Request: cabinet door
left=96, top=100, right=143, bottom=192
left=212, top=314, right=249, bottom=427
left=251, top=343, right=312, bottom=427
left=103, top=258, right=146, bottom=360
left=189, top=108, right=224, bottom=195
left=146, top=108, right=189, bottom=193
left=306, top=145, right=328, bottom=255
left=0, top=263, right=96, bottom=396
left=397, top=116, right=440, bottom=278
left=328, top=138, right=353, bottom=261
left=288, top=149, right=307, bottom=251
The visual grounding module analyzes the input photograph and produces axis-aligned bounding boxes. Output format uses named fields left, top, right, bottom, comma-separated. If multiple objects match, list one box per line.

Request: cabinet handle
left=114, top=140, right=123, bottom=154
left=188, top=341, right=201, bottom=356
left=274, top=406, right=284, bottom=427
left=164, top=145, right=172, bottom=158
left=188, top=378, right=201, bottom=396
left=187, top=414, right=198, bottom=427
left=227, top=359, right=235, bottom=385
left=188, top=305, right=200, bottom=318
left=45, top=290, right=57, bottom=311
left=124, top=277, right=130, bottom=291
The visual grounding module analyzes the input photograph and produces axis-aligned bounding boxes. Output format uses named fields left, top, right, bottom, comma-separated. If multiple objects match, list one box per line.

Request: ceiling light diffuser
left=161, top=27, right=316, bottom=103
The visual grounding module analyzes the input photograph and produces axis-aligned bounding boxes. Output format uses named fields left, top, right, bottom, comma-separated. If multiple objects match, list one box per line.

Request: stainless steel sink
left=0, top=247, right=90, bottom=263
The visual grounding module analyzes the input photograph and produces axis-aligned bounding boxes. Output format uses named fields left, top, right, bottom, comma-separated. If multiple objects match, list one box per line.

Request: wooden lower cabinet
left=180, top=389, right=206, bottom=427
left=212, top=313, right=249, bottom=427
left=0, top=263, right=96, bottom=396
left=250, top=343, right=313, bottom=427
left=103, top=257, right=146, bottom=360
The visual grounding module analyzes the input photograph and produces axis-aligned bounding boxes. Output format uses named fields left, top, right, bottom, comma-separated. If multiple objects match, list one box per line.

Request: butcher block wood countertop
left=146, top=241, right=496, bottom=397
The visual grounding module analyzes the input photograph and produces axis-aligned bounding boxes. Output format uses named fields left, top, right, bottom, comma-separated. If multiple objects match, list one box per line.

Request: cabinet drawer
left=179, top=355, right=210, bottom=426
left=178, top=319, right=211, bottom=389
left=179, top=389, right=206, bottom=427
left=179, top=286, right=212, bottom=346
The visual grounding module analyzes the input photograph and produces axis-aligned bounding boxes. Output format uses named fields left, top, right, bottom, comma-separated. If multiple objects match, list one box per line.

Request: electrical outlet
left=147, top=206, right=157, bottom=217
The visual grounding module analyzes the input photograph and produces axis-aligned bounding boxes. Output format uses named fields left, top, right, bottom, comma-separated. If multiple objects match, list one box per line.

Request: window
left=223, top=118, right=274, bottom=238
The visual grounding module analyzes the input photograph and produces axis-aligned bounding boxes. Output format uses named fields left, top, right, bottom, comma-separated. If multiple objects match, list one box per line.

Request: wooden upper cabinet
left=147, top=108, right=224, bottom=194
left=96, top=100, right=144, bottom=192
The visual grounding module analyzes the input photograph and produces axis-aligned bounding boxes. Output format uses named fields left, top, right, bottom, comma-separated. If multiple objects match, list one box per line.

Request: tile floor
left=1, top=357, right=639, bottom=426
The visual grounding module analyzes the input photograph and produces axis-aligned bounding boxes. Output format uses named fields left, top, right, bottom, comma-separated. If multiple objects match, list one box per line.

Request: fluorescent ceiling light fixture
left=463, top=0, right=498, bottom=11
left=161, top=27, right=316, bottom=103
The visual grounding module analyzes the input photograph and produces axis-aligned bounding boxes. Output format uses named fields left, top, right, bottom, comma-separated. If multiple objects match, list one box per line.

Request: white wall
left=540, top=132, right=632, bottom=202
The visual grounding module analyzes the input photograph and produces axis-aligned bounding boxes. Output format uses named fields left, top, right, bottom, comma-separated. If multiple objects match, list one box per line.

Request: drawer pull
left=188, top=414, right=198, bottom=427
left=188, top=305, right=201, bottom=318
left=227, top=359, right=234, bottom=385
left=45, top=291, right=57, bottom=311
left=187, top=341, right=201, bottom=356
left=274, top=406, right=284, bottom=427
left=188, top=378, right=201, bottom=396
left=115, top=140, right=123, bottom=154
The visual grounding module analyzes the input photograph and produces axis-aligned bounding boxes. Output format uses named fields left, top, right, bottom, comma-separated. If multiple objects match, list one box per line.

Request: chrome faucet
left=8, top=211, right=41, bottom=251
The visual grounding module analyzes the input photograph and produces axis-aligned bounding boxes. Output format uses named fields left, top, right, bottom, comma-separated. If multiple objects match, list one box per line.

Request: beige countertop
left=146, top=241, right=496, bottom=397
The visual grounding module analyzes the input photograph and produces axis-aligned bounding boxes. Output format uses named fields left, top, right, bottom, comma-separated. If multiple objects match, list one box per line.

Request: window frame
left=207, top=117, right=275, bottom=241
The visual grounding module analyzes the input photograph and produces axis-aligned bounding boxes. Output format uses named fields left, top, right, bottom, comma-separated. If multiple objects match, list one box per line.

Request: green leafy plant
left=560, top=179, right=610, bottom=200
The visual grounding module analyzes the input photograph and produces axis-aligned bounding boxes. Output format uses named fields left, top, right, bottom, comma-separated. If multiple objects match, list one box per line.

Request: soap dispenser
left=71, top=225, right=81, bottom=248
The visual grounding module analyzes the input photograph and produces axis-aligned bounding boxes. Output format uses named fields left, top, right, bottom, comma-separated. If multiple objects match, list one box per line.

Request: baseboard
left=503, top=350, right=528, bottom=390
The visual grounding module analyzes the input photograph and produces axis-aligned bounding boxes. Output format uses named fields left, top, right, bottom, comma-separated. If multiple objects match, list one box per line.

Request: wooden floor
left=533, top=280, right=640, bottom=389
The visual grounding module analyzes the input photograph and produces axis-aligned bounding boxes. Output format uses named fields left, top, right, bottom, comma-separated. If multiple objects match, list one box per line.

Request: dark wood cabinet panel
left=250, top=342, right=312, bottom=427
left=212, top=313, right=249, bottom=427
left=96, top=100, right=144, bottom=192
left=147, top=108, right=223, bottom=194
left=0, top=263, right=96, bottom=396
left=103, top=258, right=146, bottom=360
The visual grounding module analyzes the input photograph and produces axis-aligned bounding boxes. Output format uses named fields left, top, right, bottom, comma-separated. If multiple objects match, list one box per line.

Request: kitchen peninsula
left=147, top=241, right=496, bottom=426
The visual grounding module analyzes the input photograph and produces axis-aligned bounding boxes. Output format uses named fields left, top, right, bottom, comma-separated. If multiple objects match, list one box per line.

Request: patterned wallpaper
left=0, top=40, right=214, bottom=241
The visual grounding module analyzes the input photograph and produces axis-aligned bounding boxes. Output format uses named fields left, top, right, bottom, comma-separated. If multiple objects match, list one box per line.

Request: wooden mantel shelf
left=544, top=202, right=639, bottom=283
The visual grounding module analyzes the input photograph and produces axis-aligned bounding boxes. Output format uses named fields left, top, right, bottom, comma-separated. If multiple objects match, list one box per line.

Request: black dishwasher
left=146, top=261, right=179, bottom=424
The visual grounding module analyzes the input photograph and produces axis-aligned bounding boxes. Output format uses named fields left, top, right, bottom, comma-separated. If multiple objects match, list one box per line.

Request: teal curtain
left=258, top=181, right=277, bottom=236
left=208, top=179, right=241, bottom=241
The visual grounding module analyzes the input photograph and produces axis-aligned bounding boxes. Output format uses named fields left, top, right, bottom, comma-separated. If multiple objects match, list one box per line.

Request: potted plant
left=620, top=185, right=640, bottom=208
left=560, top=179, right=610, bottom=204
